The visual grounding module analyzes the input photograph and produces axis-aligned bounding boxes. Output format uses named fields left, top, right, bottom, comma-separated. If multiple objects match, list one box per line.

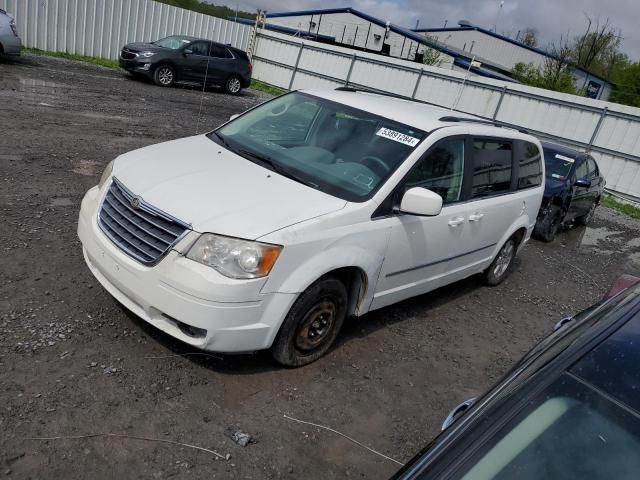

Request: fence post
left=288, top=43, right=305, bottom=91
left=588, top=107, right=608, bottom=151
left=344, top=54, right=357, bottom=86
left=411, top=69, right=423, bottom=99
left=492, top=85, right=507, bottom=120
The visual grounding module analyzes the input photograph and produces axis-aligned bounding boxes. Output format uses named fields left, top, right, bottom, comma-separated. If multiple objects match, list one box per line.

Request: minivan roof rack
left=439, top=115, right=529, bottom=134
left=334, top=86, right=409, bottom=101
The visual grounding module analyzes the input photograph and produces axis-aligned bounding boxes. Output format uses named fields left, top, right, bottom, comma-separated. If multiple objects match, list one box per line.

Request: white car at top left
left=0, top=8, right=21, bottom=58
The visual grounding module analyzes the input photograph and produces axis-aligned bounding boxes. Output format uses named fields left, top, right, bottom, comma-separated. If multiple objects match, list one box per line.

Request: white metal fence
left=0, top=0, right=252, bottom=58
left=251, top=30, right=640, bottom=201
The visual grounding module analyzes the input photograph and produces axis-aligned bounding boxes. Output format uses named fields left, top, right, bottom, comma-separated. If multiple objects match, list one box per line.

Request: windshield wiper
left=212, top=131, right=231, bottom=149
left=237, top=148, right=318, bottom=189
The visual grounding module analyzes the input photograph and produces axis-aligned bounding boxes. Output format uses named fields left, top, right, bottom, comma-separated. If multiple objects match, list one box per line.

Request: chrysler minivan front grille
left=98, top=178, right=189, bottom=264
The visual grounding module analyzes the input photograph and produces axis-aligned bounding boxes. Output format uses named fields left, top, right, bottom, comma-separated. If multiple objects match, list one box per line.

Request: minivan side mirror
left=399, top=187, right=443, bottom=216
left=229, top=113, right=240, bottom=121
left=575, top=177, right=591, bottom=188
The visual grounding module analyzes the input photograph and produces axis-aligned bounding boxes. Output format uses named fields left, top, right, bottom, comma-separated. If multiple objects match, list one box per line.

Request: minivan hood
left=112, top=135, right=347, bottom=239
left=544, top=177, right=567, bottom=197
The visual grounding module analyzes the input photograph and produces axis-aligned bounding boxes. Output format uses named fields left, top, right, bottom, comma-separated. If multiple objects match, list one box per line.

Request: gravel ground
left=1, top=54, right=640, bottom=479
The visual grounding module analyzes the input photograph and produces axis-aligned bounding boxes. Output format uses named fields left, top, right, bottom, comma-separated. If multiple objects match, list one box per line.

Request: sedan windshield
left=544, top=148, right=576, bottom=181
left=210, top=92, right=427, bottom=201
left=152, top=36, right=192, bottom=49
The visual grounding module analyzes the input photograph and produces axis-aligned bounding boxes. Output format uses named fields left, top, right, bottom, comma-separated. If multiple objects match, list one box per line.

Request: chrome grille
left=98, top=178, right=189, bottom=265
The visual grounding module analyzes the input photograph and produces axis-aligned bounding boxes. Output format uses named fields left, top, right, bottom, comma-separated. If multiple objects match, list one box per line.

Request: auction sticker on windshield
left=555, top=154, right=575, bottom=163
left=376, top=128, right=420, bottom=147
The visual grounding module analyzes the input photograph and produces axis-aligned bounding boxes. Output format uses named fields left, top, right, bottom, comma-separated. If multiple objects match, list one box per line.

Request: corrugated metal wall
left=252, top=30, right=640, bottom=200
left=0, top=0, right=252, bottom=58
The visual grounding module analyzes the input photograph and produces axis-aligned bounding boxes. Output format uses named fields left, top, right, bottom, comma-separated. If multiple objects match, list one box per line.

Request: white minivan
left=78, top=89, right=544, bottom=366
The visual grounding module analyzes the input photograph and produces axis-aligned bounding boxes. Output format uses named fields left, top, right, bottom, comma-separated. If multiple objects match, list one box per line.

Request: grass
left=25, top=48, right=119, bottom=69
left=249, top=79, right=286, bottom=97
left=602, top=194, right=640, bottom=219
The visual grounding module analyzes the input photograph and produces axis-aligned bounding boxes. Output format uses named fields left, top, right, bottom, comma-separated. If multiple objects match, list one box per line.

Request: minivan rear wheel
left=271, top=277, right=347, bottom=367
left=484, top=237, right=517, bottom=286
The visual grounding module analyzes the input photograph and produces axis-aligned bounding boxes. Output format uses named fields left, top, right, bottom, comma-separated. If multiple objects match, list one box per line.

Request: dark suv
left=119, top=35, right=252, bottom=95
left=533, top=142, right=605, bottom=242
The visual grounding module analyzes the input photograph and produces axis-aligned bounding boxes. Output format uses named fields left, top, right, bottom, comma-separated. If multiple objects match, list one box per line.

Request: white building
left=414, top=21, right=612, bottom=100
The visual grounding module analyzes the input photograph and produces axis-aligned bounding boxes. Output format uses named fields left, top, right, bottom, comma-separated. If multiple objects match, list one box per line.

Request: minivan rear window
left=471, top=140, right=512, bottom=197
left=517, top=142, right=543, bottom=189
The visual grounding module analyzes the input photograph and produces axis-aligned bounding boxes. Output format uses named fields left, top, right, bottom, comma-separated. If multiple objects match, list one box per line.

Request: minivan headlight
left=187, top=234, right=282, bottom=279
left=98, top=160, right=115, bottom=188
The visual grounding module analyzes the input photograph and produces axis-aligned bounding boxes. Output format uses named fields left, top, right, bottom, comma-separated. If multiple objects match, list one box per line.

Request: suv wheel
left=224, top=75, right=242, bottom=95
left=576, top=199, right=598, bottom=226
left=154, top=65, right=175, bottom=87
left=484, top=237, right=517, bottom=286
left=533, top=205, right=562, bottom=242
left=271, top=277, right=347, bottom=367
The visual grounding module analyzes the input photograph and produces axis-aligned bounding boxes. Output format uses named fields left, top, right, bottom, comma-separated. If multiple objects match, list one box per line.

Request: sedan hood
left=544, top=177, right=567, bottom=197
left=112, top=135, right=347, bottom=239
left=123, top=42, right=164, bottom=52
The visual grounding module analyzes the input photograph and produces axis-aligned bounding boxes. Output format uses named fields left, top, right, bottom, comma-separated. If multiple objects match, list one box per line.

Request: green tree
left=512, top=38, right=577, bottom=95
left=609, top=62, right=640, bottom=107
left=154, top=0, right=254, bottom=20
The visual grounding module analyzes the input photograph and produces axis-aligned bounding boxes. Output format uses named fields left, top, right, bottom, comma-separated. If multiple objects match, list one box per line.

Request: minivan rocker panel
left=78, top=89, right=544, bottom=366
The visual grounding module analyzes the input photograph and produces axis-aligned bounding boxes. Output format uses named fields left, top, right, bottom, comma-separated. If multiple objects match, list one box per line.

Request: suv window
left=472, top=140, right=512, bottom=197
left=575, top=158, right=589, bottom=180
left=517, top=141, right=542, bottom=189
left=210, top=44, right=233, bottom=58
left=188, top=42, right=210, bottom=56
left=404, top=138, right=465, bottom=204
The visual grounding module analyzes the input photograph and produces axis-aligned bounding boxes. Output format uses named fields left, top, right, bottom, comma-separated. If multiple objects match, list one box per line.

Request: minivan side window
left=404, top=138, right=465, bottom=204
left=471, top=140, right=512, bottom=197
left=516, top=142, right=543, bottom=189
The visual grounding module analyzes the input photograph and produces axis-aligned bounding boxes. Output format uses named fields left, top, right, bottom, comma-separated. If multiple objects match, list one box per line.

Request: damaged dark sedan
left=533, top=142, right=605, bottom=242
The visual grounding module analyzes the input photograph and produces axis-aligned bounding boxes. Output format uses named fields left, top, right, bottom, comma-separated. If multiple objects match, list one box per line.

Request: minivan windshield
left=544, top=148, right=577, bottom=181
left=210, top=92, right=427, bottom=201
left=152, top=36, right=192, bottom=49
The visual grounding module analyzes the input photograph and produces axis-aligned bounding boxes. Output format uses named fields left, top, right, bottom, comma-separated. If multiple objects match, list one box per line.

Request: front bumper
left=119, top=57, right=154, bottom=77
left=0, top=34, right=21, bottom=55
left=77, top=185, right=296, bottom=353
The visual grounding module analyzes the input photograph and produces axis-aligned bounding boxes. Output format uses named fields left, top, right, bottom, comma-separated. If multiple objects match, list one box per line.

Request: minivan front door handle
left=468, top=213, right=484, bottom=222
left=448, top=217, right=465, bottom=227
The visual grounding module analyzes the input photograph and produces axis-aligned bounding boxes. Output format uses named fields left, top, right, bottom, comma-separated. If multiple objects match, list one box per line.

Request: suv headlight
left=98, top=160, right=115, bottom=188
left=187, top=234, right=282, bottom=279
left=140, top=51, right=156, bottom=58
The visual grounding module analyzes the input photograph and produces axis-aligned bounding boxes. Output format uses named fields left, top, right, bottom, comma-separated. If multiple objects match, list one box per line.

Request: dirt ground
left=1, top=54, right=640, bottom=480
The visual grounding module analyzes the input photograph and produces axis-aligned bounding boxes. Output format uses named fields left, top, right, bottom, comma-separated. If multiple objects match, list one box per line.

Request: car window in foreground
left=211, top=92, right=427, bottom=201
left=544, top=148, right=576, bottom=180
left=153, top=36, right=192, bottom=49
left=448, top=373, right=640, bottom=480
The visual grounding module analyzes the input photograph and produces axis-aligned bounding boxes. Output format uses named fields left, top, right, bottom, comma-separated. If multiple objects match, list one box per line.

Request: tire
left=153, top=64, right=175, bottom=87
left=271, top=277, right=348, bottom=367
left=484, top=237, right=517, bottom=286
left=532, top=205, right=562, bottom=243
left=224, top=75, right=242, bottom=95
left=575, top=199, right=599, bottom=226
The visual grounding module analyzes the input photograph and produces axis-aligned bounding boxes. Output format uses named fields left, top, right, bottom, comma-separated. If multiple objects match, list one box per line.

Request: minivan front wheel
left=271, top=277, right=347, bottom=367
left=484, top=238, right=517, bottom=286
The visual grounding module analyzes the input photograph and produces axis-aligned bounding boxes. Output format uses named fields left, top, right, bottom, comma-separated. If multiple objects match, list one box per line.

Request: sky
left=227, top=0, right=640, bottom=60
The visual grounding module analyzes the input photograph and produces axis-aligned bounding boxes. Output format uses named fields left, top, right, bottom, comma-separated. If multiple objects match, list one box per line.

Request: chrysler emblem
left=130, top=196, right=142, bottom=209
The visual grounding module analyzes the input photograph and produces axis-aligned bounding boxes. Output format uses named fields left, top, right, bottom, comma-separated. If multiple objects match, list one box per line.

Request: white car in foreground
left=78, top=88, right=544, bottom=366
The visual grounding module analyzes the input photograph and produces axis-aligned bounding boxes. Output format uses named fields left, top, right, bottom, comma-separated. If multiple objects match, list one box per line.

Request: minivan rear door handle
left=448, top=216, right=465, bottom=227
left=468, top=213, right=484, bottom=222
